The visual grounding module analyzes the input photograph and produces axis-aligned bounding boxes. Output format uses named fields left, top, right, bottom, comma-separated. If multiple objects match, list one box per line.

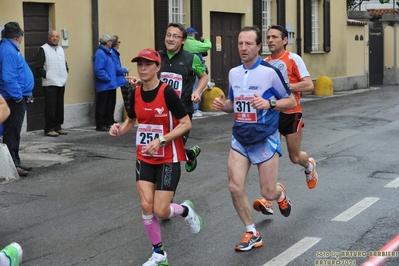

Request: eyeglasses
left=165, top=33, right=183, bottom=40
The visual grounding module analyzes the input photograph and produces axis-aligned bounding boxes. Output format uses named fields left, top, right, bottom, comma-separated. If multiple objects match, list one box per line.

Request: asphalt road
left=1, top=85, right=399, bottom=266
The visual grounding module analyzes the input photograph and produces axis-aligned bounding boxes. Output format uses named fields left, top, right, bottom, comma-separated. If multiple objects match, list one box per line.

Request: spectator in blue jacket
left=0, top=22, right=34, bottom=177
left=94, top=34, right=118, bottom=131
left=111, top=35, right=131, bottom=112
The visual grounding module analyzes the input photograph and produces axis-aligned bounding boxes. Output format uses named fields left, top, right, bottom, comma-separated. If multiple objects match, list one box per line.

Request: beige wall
left=98, top=0, right=155, bottom=80
left=380, top=19, right=399, bottom=85
left=202, top=0, right=253, bottom=76
left=384, top=25, right=394, bottom=68
left=0, top=0, right=95, bottom=105
left=346, top=25, right=368, bottom=77
left=302, top=0, right=348, bottom=80
left=1, top=0, right=366, bottom=99
left=51, top=1, right=94, bottom=104
left=1, top=0, right=373, bottom=129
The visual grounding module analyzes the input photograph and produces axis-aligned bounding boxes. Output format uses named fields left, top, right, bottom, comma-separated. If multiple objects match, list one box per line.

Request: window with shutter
left=304, top=0, right=312, bottom=52
left=323, top=0, right=331, bottom=52
left=262, top=0, right=273, bottom=54
left=277, top=0, right=286, bottom=28
left=169, top=0, right=185, bottom=24
left=154, top=0, right=169, bottom=51
left=190, top=0, right=203, bottom=36
left=304, top=0, right=331, bottom=53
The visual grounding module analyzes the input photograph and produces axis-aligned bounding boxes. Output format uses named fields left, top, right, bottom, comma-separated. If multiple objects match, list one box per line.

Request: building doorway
left=23, top=2, right=50, bottom=131
left=369, top=22, right=383, bottom=86
left=210, top=12, right=241, bottom=95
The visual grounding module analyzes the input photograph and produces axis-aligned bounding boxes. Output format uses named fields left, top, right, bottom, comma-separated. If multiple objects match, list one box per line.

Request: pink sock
left=168, top=203, right=184, bottom=218
left=142, top=213, right=161, bottom=245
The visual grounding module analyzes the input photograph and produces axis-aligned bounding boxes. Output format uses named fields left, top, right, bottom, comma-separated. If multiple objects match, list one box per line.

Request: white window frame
left=169, top=0, right=185, bottom=24
left=311, top=0, right=320, bottom=52
left=261, top=0, right=273, bottom=54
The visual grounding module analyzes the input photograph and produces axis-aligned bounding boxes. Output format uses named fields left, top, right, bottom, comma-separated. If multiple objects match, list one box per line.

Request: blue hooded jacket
left=93, top=44, right=117, bottom=92
left=111, top=47, right=128, bottom=87
left=0, top=38, right=34, bottom=100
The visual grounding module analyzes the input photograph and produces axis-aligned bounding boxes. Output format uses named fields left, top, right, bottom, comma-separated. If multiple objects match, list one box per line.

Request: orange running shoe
left=235, top=231, right=263, bottom=251
left=277, top=182, right=291, bottom=217
left=305, top=158, right=318, bottom=189
left=253, top=198, right=274, bottom=215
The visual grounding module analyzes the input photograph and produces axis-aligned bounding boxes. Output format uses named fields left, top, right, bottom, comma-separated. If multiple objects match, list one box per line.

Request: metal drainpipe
left=296, top=0, right=302, bottom=56
left=92, top=0, right=99, bottom=54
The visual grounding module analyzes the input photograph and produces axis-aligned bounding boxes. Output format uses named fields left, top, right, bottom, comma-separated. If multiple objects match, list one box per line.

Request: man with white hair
left=36, top=30, right=69, bottom=137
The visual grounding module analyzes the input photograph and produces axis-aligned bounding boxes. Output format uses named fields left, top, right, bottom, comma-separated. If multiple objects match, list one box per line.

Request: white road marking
left=332, top=197, right=379, bottom=222
left=384, top=177, right=399, bottom=188
left=262, top=237, right=321, bottom=266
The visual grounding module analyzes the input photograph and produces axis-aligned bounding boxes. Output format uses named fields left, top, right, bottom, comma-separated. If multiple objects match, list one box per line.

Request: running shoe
left=142, top=251, right=168, bottom=266
left=253, top=198, right=274, bottom=215
left=181, top=200, right=202, bottom=234
left=277, top=182, right=292, bottom=217
left=185, top=145, right=201, bottom=172
left=235, top=231, right=263, bottom=251
left=305, top=158, right=318, bottom=189
left=1, top=242, right=23, bottom=266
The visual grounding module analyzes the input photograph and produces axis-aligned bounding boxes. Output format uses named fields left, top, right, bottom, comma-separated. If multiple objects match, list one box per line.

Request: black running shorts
left=279, top=112, right=304, bottom=136
left=135, top=160, right=181, bottom=191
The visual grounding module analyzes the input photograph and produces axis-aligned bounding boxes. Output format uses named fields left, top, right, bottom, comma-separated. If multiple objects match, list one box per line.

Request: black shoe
left=96, top=126, right=109, bottom=132
left=16, top=167, right=28, bottom=177
left=19, top=164, right=32, bottom=171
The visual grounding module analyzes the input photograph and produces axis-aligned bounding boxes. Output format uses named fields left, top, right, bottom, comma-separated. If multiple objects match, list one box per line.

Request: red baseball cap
left=131, top=48, right=161, bottom=64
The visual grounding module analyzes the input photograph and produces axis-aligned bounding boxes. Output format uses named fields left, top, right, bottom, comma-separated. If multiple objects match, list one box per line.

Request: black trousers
left=95, top=89, right=116, bottom=128
left=3, top=99, right=26, bottom=167
left=43, top=86, right=65, bottom=133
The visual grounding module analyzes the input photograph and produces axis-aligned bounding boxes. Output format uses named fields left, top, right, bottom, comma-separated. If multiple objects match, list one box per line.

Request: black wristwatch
left=269, top=99, right=277, bottom=109
left=159, top=136, right=167, bottom=147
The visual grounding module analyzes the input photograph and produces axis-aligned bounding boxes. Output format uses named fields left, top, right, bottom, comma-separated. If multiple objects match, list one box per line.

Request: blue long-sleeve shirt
left=0, top=38, right=34, bottom=101
left=93, top=44, right=117, bottom=92
left=111, top=47, right=128, bottom=87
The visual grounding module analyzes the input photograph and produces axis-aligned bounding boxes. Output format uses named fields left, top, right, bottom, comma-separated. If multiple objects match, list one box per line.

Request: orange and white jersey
left=265, top=51, right=310, bottom=114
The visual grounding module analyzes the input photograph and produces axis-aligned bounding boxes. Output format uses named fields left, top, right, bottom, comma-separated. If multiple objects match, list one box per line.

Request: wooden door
left=369, top=22, right=384, bottom=86
left=23, top=3, right=49, bottom=131
left=210, top=12, right=241, bottom=95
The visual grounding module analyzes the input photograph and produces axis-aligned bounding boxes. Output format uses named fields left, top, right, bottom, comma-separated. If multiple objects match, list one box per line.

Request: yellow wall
left=0, top=0, right=95, bottom=104
left=302, top=0, right=348, bottom=80
left=98, top=0, right=155, bottom=81
left=384, top=25, right=394, bottom=68
left=51, top=1, right=94, bottom=104
left=0, top=0, right=371, bottom=116
left=202, top=0, right=253, bottom=74
left=346, top=25, right=368, bottom=77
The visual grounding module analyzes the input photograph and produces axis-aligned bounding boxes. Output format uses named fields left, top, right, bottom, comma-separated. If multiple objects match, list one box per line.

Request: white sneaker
left=192, top=111, right=203, bottom=117
left=181, top=200, right=202, bottom=234
left=142, top=251, right=168, bottom=266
